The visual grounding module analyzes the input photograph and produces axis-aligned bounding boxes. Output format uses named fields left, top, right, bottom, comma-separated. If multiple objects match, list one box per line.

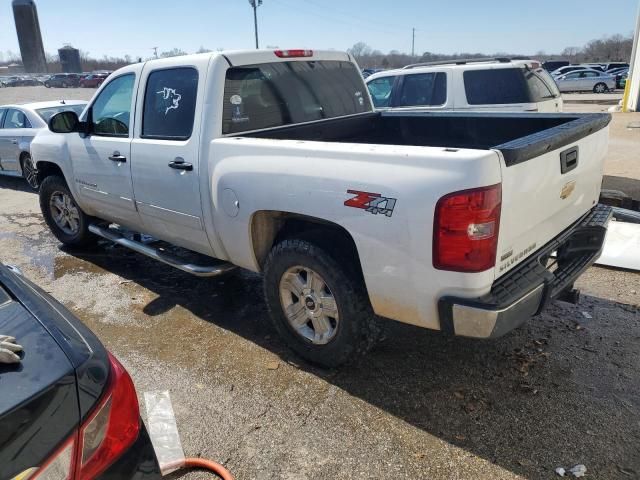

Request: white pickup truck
left=31, top=49, right=612, bottom=367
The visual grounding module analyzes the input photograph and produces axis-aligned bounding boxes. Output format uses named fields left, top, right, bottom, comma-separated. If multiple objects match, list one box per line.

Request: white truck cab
left=32, top=50, right=610, bottom=367
left=366, top=58, right=563, bottom=113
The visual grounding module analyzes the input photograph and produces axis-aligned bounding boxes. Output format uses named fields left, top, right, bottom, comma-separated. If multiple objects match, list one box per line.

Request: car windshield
left=222, top=60, right=371, bottom=134
left=36, top=104, right=86, bottom=122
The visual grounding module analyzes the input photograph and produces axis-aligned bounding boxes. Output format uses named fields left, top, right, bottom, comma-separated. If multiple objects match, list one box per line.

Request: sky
left=1, top=0, right=638, bottom=61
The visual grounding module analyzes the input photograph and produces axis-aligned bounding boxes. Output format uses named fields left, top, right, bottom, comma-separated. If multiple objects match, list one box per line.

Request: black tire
left=263, top=238, right=382, bottom=368
left=61, top=81, right=68, bottom=88
left=39, top=175, right=96, bottom=247
left=21, top=153, right=39, bottom=190
left=593, top=82, right=608, bottom=94
left=44, top=82, right=50, bottom=88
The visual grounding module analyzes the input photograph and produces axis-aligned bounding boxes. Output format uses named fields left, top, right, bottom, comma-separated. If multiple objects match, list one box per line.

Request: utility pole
left=249, top=0, right=263, bottom=49
left=152, top=46, right=158, bottom=59
left=411, top=28, right=415, bottom=57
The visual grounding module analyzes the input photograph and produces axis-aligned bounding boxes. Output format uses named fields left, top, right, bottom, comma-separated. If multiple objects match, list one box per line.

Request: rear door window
left=397, top=72, right=447, bottom=107
left=0, top=109, right=6, bottom=128
left=367, top=76, right=396, bottom=108
left=222, top=60, right=371, bottom=134
left=464, top=68, right=529, bottom=105
left=142, top=67, right=198, bottom=140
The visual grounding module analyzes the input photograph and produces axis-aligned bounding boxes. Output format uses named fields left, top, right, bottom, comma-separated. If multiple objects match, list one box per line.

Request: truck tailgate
left=495, top=114, right=610, bottom=276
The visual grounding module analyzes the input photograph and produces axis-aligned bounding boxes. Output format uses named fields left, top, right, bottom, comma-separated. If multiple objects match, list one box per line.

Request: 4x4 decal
left=344, top=190, right=397, bottom=217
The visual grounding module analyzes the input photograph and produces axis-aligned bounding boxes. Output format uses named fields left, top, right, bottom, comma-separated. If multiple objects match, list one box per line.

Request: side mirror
left=49, top=111, right=80, bottom=133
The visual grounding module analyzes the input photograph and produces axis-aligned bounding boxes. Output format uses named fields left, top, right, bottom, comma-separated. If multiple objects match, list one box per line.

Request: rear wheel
left=21, top=153, right=39, bottom=190
left=593, top=82, right=607, bottom=93
left=39, top=176, right=96, bottom=247
left=263, top=238, right=382, bottom=367
left=44, top=82, right=50, bottom=88
left=61, top=81, right=68, bottom=88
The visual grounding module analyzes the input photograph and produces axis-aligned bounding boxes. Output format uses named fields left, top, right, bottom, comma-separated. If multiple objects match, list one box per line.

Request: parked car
left=366, top=58, right=562, bottom=112
left=44, top=73, right=82, bottom=88
left=550, top=65, right=591, bottom=77
left=0, top=263, right=161, bottom=480
left=542, top=60, right=569, bottom=72
left=0, top=100, right=87, bottom=188
left=33, top=49, right=611, bottom=367
left=554, top=69, right=616, bottom=93
left=619, top=72, right=628, bottom=89
left=580, top=63, right=606, bottom=72
left=80, top=73, right=109, bottom=88
left=3, top=76, right=42, bottom=87
left=602, top=62, right=628, bottom=72
left=610, top=68, right=629, bottom=89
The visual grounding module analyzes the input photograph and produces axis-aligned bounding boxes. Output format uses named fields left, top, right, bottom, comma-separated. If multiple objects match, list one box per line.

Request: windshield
left=36, top=104, right=86, bottom=122
left=222, top=60, right=371, bottom=134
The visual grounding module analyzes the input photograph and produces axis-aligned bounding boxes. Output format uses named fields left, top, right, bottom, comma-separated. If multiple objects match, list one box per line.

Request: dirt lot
left=1, top=86, right=640, bottom=479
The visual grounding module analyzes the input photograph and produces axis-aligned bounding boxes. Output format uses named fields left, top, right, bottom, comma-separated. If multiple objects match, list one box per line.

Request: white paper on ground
left=144, top=391, right=186, bottom=475
left=595, top=221, right=640, bottom=271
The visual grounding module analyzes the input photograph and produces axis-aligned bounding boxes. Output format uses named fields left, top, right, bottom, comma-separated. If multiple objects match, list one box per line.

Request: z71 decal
left=344, top=190, right=397, bottom=217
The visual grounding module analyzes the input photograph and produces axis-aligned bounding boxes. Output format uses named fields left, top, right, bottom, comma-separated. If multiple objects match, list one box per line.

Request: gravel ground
left=1, top=87, right=639, bottom=479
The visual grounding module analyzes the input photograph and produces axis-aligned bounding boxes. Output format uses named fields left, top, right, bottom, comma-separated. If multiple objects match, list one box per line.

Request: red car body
left=80, top=73, right=109, bottom=88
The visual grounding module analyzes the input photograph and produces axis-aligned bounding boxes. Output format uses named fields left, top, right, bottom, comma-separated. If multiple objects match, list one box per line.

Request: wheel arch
left=35, top=161, right=64, bottom=185
left=250, top=210, right=365, bottom=280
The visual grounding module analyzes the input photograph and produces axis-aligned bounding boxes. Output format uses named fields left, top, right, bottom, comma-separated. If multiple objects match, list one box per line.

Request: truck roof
left=141, top=49, right=352, bottom=68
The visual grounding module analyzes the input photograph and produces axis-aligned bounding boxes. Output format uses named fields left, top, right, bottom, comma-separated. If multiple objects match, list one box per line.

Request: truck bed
left=240, top=111, right=610, bottom=166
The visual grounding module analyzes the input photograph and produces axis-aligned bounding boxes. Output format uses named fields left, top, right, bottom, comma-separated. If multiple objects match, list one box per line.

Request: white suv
left=366, top=58, right=563, bottom=113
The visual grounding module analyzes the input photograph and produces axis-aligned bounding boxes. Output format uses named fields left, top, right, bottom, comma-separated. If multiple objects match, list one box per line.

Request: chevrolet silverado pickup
left=31, top=49, right=612, bottom=367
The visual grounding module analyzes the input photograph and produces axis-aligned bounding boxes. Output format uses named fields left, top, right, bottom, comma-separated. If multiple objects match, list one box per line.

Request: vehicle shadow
left=0, top=175, right=34, bottom=194
left=602, top=175, right=640, bottom=203
left=63, top=243, right=640, bottom=479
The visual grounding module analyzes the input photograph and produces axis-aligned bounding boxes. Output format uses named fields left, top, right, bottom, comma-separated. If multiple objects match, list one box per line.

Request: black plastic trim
left=494, top=113, right=610, bottom=166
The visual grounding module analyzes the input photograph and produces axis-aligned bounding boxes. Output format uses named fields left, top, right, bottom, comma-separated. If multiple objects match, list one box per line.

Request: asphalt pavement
left=0, top=86, right=639, bottom=479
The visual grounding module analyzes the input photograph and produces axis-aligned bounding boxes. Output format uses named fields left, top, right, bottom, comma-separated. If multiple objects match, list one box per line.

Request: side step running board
left=88, top=224, right=236, bottom=277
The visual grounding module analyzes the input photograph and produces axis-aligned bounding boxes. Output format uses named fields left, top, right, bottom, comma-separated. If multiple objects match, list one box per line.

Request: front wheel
left=21, top=154, right=39, bottom=190
left=593, top=82, right=608, bottom=93
left=263, top=238, right=382, bottom=367
left=39, top=176, right=96, bottom=247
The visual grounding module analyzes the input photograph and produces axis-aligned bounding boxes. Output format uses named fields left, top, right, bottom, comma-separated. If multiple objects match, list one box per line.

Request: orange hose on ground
left=164, top=458, right=234, bottom=480
left=183, top=457, right=234, bottom=479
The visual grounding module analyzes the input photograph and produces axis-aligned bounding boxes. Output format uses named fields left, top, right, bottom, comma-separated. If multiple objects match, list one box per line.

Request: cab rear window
left=222, top=61, right=371, bottom=134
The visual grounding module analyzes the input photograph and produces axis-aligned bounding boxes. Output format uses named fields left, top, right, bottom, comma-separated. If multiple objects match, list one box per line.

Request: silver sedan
left=554, top=69, right=616, bottom=94
left=0, top=100, right=87, bottom=189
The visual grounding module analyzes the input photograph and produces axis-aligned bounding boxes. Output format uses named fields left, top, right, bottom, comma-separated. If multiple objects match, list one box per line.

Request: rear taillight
left=78, top=353, right=140, bottom=480
left=28, top=353, right=140, bottom=480
left=433, top=184, right=502, bottom=272
left=274, top=49, right=313, bottom=58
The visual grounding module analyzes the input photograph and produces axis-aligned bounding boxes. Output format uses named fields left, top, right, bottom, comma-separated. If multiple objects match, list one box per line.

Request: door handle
left=168, top=158, right=193, bottom=171
left=10, top=139, right=18, bottom=144
left=108, top=151, right=127, bottom=162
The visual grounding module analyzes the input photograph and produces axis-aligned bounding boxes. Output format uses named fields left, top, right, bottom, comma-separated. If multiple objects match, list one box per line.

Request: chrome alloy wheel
left=49, top=191, right=80, bottom=235
left=22, top=155, right=38, bottom=189
left=279, top=266, right=339, bottom=345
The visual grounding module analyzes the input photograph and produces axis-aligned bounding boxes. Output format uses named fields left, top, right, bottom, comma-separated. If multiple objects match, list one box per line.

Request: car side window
left=367, top=76, right=396, bottom=108
left=142, top=67, right=198, bottom=140
left=0, top=109, right=6, bottom=129
left=91, top=74, right=135, bottom=137
left=3, top=109, right=30, bottom=129
left=565, top=72, right=580, bottom=79
left=398, top=72, right=446, bottom=107
left=583, top=71, right=599, bottom=78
